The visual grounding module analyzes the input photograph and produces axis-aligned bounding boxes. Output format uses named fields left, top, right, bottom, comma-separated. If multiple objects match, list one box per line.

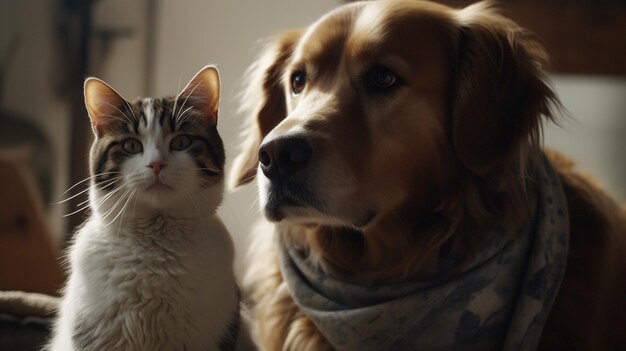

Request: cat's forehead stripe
left=142, top=98, right=153, bottom=128
left=136, top=97, right=177, bottom=132
left=139, top=98, right=163, bottom=136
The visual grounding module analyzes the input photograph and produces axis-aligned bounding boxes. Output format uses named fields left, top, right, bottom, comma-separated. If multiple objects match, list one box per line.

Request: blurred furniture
left=0, top=34, right=55, bottom=206
left=0, top=291, right=58, bottom=351
left=0, top=111, right=55, bottom=206
left=0, top=148, right=64, bottom=296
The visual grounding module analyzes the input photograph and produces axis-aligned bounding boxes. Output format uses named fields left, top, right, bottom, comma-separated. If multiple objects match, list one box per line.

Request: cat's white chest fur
left=49, top=214, right=239, bottom=351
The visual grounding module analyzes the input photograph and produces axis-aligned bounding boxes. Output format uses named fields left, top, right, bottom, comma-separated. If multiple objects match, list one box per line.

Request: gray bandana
left=278, top=156, right=569, bottom=351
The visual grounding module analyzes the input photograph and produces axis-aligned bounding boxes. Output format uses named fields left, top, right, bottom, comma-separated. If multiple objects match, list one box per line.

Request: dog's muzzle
left=258, top=134, right=317, bottom=221
left=259, top=134, right=312, bottom=180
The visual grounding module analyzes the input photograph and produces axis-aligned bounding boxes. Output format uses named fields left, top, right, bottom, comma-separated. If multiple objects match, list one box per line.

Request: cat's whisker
left=95, top=178, right=122, bottom=188
left=101, top=101, right=135, bottom=125
left=67, top=184, right=124, bottom=217
left=92, top=185, right=128, bottom=212
left=175, top=81, right=202, bottom=124
left=102, top=174, right=143, bottom=191
left=57, top=185, right=94, bottom=205
left=62, top=205, right=91, bottom=218
left=122, top=99, right=138, bottom=122
left=62, top=181, right=125, bottom=217
left=57, top=178, right=119, bottom=204
left=171, top=82, right=182, bottom=122
left=100, top=188, right=133, bottom=222
left=76, top=180, right=122, bottom=208
left=131, top=186, right=140, bottom=216
left=98, top=114, right=133, bottom=126
left=176, top=106, right=195, bottom=123
left=76, top=198, right=90, bottom=209
left=59, top=172, right=121, bottom=198
left=96, top=183, right=126, bottom=204
left=93, top=174, right=143, bottom=210
left=108, top=189, right=137, bottom=229
left=175, top=81, right=201, bottom=117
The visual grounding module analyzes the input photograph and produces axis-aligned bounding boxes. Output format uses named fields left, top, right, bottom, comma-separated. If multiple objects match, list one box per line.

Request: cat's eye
left=121, top=138, right=143, bottom=154
left=363, top=66, right=401, bottom=93
left=170, top=135, right=192, bottom=151
left=291, top=71, right=306, bottom=95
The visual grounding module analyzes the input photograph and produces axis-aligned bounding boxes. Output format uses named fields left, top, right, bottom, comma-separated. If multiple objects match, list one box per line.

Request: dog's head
left=231, top=1, right=556, bottom=236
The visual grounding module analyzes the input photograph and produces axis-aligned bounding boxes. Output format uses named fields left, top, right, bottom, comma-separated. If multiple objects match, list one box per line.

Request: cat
left=46, top=65, right=251, bottom=351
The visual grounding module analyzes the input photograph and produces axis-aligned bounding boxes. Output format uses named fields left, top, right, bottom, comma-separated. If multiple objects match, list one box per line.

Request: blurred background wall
left=0, top=0, right=624, bottom=282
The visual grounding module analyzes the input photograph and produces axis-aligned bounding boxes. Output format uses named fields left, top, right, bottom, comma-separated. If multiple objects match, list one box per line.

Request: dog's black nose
left=259, top=135, right=312, bottom=180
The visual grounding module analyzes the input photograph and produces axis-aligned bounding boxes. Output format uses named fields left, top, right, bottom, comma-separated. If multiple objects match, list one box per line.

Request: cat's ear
left=176, top=65, right=220, bottom=125
left=84, top=78, right=130, bottom=136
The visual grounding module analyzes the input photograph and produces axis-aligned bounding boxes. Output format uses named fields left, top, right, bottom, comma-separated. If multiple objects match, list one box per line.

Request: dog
left=229, top=1, right=626, bottom=350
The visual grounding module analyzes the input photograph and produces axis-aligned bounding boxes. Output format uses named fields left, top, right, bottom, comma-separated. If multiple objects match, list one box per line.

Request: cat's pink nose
left=147, top=161, right=166, bottom=175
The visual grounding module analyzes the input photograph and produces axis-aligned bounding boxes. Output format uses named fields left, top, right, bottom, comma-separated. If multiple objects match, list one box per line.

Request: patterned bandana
left=277, top=156, right=569, bottom=351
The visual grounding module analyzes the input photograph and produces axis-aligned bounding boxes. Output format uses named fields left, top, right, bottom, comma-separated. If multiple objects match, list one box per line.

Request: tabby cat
left=47, top=66, right=249, bottom=350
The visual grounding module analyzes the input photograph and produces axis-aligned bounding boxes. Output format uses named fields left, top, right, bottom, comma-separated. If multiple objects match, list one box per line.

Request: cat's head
left=84, top=66, right=224, bottom=218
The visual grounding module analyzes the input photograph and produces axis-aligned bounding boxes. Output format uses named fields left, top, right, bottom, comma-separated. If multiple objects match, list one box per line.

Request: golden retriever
left=229, top=1, right=626, bottom=350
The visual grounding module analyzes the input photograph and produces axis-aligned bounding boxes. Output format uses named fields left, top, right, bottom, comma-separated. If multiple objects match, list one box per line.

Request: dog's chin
left=264, top=201, right=377, bottom=230
left=260, top=177, right=377, bottom=228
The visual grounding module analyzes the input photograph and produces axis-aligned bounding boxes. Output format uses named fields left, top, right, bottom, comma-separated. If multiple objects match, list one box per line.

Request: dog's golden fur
left=230, top=1, right=626, bottom=350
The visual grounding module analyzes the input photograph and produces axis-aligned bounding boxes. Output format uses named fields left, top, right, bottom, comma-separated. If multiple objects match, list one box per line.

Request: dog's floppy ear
left=229, top=30, right=303, bottom=188
left=452, top=3, right=558, bottom=175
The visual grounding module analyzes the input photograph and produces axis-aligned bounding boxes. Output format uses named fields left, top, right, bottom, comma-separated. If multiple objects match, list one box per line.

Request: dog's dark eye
left=291, top=71, right=306, bottom=95
left=122, top=138, right=143, bottom=154
left=364, top=66, right=401, bottom=93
